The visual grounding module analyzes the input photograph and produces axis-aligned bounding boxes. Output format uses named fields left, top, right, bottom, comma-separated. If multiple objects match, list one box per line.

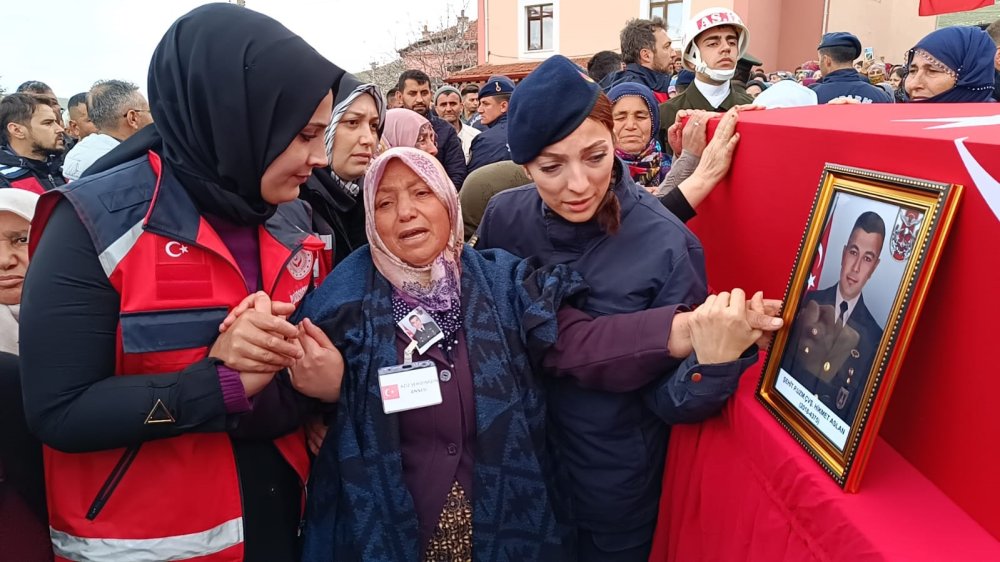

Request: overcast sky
left=0, top=0, right=476, bottom=98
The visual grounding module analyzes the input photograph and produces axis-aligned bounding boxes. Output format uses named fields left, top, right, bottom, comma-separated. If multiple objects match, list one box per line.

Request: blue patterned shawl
left=299, top=245, right=585, bottom=561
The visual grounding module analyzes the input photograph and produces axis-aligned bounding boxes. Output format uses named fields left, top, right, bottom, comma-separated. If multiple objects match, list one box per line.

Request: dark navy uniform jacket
left=811, top=69, right=893, bottom=104
left=467, top=113, right=511, bottom=174
left=599, top=63, right=673, bottom=101
left=475, top=158, right=757, bottom=541
left=428, top=114, right=467, bottom=189
left=781, top=284, right=883, bottom=427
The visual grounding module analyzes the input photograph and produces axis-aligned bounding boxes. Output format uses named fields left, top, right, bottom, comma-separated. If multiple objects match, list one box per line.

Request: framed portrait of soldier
left=757, top=164, right=962, bottom=492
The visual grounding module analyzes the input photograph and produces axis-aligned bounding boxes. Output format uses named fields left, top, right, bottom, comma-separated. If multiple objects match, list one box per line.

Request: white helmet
left=681, top=8, right=750, bottom=82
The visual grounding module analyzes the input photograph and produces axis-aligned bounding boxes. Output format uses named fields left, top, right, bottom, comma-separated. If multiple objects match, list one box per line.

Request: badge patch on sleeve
left=287, top=249, right=314, bottom=280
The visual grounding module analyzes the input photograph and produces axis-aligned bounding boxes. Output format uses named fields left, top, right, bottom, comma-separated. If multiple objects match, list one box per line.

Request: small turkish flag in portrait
left=382, top=385, right=400, bottom=401
left=807, top=217, right=834, bottom=293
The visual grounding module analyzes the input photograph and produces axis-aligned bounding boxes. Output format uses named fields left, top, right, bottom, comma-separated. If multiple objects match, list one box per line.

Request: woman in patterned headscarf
left=905, top=26, right=996, bottom=103
left=608, top=82, right=668, bottom=191
left=383, top=108, right=440, bottom=157
left=298, top=146, right=585, bottom=561
left=299, top=76, right=385, bottom=270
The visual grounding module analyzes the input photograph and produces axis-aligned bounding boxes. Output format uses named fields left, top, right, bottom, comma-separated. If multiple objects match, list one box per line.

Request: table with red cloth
left=650, top=372, right=1000, bottom=562
left=649, top=104, right=1000, bottom=561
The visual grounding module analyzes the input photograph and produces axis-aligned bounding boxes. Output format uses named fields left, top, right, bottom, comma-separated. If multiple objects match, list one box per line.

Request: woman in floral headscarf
left=298, top=146, right=583, bottom=561
left=608, top=82, right=668, bottom=191
left=383, top=108, right=439, bottom=156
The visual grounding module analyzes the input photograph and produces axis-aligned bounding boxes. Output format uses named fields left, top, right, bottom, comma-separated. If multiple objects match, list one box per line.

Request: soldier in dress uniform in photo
left=782, top=211, right=887, bottom=427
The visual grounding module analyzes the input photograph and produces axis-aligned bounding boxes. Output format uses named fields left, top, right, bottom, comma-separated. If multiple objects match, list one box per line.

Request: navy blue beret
left=507, top=55, right=601, bottom=164
left=675, top=69, right=695, bottom=86
left=478, top=75, right=516, bottom=99
left=818, top=32, right=862, bottom=59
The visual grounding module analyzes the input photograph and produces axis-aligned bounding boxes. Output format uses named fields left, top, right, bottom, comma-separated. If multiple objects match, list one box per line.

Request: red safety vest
left=31, top=152, right=321, bottom=562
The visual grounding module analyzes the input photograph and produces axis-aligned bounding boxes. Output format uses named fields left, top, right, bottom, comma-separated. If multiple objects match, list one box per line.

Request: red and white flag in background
left=807, top=210, right=836, bottom=293
left=919, top=0, right=994, bottom=16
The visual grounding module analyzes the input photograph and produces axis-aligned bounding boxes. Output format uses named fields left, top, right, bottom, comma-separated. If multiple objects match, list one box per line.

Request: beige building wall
left=482, top=0, right=642, bottom=65
left=560, top=2, right=632, bottom=58
left=826, top=0, right=937, bottom=67
left=481, top=0, right=950, bottom=71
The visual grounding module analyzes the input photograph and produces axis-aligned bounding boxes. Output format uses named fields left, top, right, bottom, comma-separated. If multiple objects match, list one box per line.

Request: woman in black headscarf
left=20, top=4, right=344, bottom=561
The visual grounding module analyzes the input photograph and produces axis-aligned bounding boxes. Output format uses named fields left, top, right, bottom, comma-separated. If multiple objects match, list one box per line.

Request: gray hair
left=88, top=79, right=144, bottom=130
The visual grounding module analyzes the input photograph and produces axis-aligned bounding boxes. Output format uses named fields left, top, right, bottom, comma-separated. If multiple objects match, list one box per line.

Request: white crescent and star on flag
left=896, top=114, right=1000, bottom=224
left=896, top=114, right=1000, bottom=130
left=165, top=241, right=189, bottom=258
left=808, top=243, right=823, bottom=290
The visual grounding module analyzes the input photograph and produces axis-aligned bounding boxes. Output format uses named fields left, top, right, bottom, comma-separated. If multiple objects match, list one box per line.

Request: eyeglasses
left=122, top=108, right=151, bottom=118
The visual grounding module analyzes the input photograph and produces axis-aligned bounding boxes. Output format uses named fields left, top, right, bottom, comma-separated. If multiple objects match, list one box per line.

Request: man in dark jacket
left=396, top=70, right=467, bottom=189
left=587, top=50, right=624, bottom=83
left=467, top=75, right=515, bottom=174
left=600, top=17, right=674, bottom=102
left=812, top=32, right=892, bottom=104
left=0, top=93, right=66, bottom=192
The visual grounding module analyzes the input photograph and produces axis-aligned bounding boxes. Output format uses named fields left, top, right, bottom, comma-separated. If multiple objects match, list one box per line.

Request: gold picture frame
left=756, top=164, right=962, bottom=492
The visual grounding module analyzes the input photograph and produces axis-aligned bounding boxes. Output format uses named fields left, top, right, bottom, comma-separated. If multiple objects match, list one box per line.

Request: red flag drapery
left=919, top=0, right=994, bottom=16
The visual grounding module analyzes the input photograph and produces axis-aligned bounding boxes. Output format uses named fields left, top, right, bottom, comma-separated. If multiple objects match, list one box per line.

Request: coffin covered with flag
left=686, top=103, right=1000, bottom=539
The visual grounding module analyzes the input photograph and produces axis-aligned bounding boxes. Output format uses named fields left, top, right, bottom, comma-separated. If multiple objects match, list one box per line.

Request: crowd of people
left=0, top=2, right=996, bottom=561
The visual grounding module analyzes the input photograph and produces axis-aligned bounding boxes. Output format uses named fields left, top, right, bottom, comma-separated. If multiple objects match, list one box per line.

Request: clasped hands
left=208, top=291, right=343, bottom=403
left=670, top=289, right=784, bottom=365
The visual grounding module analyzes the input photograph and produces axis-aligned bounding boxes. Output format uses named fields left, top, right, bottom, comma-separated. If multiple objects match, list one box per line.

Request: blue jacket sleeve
left=642, top=346, right=759, bottom=424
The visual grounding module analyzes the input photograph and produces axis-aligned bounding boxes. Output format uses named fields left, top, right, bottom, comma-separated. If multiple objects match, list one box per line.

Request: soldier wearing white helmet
left=659, top=7, right=753, bottom=154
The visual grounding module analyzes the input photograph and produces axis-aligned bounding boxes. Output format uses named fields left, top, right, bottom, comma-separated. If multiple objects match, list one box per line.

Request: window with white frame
left=526, top=4, right=554, bottom=51
left=517, top=0, right=558, bottom=59
left=647, top=0, right=686, bottom=39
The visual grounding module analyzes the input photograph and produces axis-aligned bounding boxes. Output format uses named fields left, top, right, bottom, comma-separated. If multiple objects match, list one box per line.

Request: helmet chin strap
left=693, top=60, right=736, bottom=83
left=688, top=45, right=736, bottom=83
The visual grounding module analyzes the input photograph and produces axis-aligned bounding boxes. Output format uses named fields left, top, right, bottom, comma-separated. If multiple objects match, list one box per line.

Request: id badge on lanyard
left=378, top=339, right=443, bottom=415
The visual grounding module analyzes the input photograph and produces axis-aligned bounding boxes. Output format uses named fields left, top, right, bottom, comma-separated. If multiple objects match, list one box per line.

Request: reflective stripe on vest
left=32, top=153, right=315, bottom=559
left=98, top=219, right=145, bottom=277
left=51, top=517, right=243, bottom=562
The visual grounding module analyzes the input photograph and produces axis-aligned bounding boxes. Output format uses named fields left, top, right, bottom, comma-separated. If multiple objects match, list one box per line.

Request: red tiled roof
left=445, top=56, right=591, bottom=84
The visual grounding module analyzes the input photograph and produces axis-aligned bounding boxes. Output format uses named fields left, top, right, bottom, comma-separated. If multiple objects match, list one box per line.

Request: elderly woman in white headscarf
left=0, top=187, right=48, bottom=560
left=0, top=189, right=38, bottom=354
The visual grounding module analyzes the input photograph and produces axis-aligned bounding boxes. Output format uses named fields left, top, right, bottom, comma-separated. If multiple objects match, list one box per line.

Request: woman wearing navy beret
left=475, top=55, right=777, bottom=561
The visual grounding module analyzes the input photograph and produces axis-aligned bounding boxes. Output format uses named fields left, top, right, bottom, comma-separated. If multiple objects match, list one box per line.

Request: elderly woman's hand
left=688, top=289, right=763, bottom=364
left=667, top=290, right=782, bottom=359
left=673, top=108, right=739, bottom=209
left=288, top=318, right=344, bottom=403
left=667, top=109, right=710, bottom=157
left=209, top=292, right=303, bottom=377
left=679, top=110, right=712, bottom=157
left=687, top=108, right=739, bottom=186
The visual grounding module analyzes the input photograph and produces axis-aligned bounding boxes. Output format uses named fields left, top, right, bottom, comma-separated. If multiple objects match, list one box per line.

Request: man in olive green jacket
left=659, top=8, right=753, bottom=154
